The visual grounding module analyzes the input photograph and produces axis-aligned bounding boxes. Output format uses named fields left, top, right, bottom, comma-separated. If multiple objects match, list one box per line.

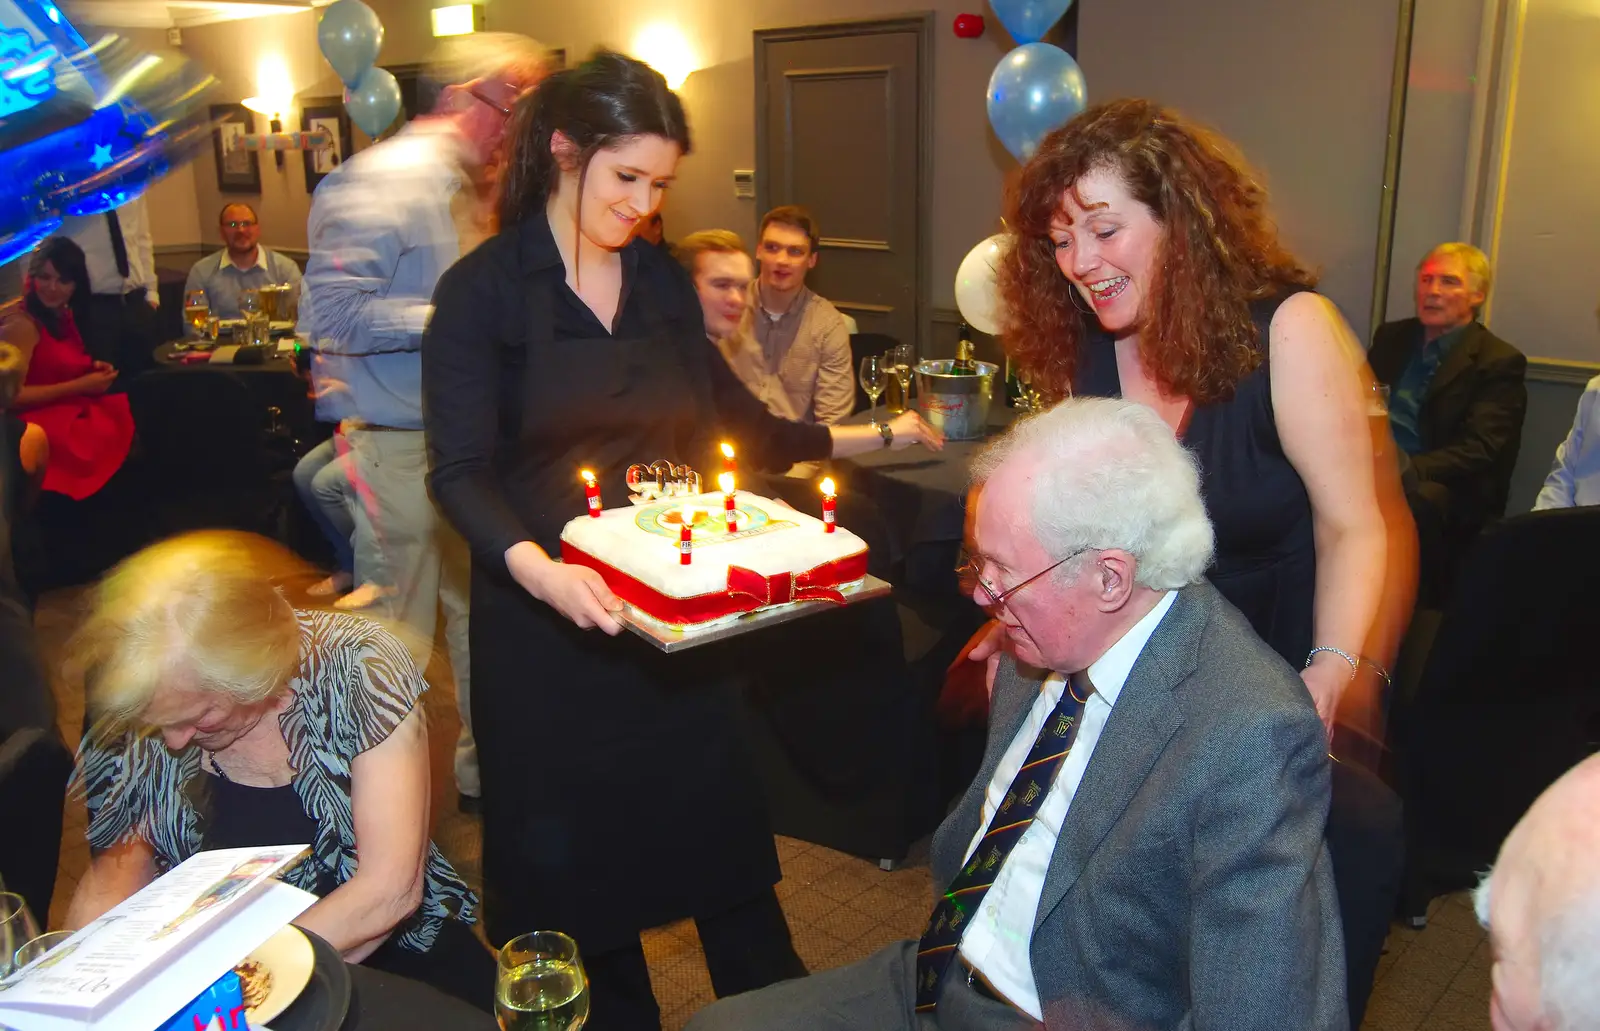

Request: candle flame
left=580, top=469, right=596, bottom=486
left=718, top=472, right=735, bottom=494
left=720, top=442, right=735, bottom=459
left=820, top=477, right=836, bottom=496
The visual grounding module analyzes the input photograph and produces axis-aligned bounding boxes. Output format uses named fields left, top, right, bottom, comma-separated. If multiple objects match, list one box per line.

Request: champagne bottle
left=950, top=324, right=978, bottom=376
left=1004, top=357, right=1023, bottom=408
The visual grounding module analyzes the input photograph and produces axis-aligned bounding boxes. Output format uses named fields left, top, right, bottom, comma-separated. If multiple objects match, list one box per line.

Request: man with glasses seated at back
left=184, top=202, right=302, bottom=327
left=301, top=32, right=549, bottom=814
left=688, top=396, right=1346, bottom=1031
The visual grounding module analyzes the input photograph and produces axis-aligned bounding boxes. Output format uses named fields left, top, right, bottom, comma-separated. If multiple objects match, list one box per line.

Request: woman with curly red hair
left=992, top=98, right=1415, bottom=736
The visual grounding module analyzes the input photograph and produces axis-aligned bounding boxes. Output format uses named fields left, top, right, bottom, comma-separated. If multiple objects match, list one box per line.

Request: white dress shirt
left=58, top=196, right=158, bottom=302
left=1534, top=374, right=1600, bottom=510
left=957, top=590, right=1177, bottom=1019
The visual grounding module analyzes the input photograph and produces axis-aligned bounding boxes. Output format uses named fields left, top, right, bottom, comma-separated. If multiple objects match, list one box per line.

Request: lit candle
left=581, top=469, right=601, bottom=517
left=719, top=471, right=737, bottom=530
left=680, top=521, right=692, bottom=564
left=820, top=476, right=837, bottom=533
left=720, top=442, right=737, bottom=476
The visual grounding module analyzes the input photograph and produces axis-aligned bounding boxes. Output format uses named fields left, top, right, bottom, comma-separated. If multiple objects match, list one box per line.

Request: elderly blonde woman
left=63, top=531, right=491, bottom=1010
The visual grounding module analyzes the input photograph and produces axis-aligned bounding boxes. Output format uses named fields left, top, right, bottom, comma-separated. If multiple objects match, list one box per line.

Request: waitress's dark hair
left=497, top=49, right=692, bottom=228
left=25, top=235, right=91, bottom=337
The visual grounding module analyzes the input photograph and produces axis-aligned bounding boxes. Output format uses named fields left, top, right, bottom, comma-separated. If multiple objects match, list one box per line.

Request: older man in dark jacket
left=1369, top=243, right=1527, bottom=605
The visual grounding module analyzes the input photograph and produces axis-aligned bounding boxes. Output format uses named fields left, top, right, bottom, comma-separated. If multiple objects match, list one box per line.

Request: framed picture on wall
left=210, top=103, right=260, bottom=194
left=299, top=98, right=353, bottom=194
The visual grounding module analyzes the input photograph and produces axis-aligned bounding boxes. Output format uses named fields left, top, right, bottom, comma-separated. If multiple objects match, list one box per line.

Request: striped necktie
left=914, top=672, right=1090, bottom=1012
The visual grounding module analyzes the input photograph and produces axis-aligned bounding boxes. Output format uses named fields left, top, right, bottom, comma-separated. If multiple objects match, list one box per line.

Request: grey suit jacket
left=930, top=582, right=1346, bottom=1031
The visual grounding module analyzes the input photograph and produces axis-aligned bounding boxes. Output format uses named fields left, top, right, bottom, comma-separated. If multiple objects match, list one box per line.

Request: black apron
left=471, top=259, right=780, bottom=954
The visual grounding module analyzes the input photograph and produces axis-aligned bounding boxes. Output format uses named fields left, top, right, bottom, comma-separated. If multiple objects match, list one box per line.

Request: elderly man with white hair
left=687, top=396, right=1346, bottom=1031
left=1474, top=754, right=1600, bottom=1031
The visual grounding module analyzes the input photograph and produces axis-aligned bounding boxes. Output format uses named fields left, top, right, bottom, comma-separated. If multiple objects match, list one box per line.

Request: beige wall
left=177, top=9, right=327, bottom=252
left=1487, top=0, right=1600, bottom=364
left=1078, top=0, right=1400, bottom=342
left=172, top=0, right=1018, bottom=298
left=1384, top=0, right=1485, bottom=328
left=155, top=0, right=1479, bottom=338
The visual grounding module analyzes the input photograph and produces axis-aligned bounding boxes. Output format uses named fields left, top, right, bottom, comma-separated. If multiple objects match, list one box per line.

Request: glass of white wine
left=496, top=930, right=589, bottom=1031
left=858, top=354, right=886, bottom=427
left=892, top=342, right=916, bottom=410
left=183, top=290, right=210, bottom=336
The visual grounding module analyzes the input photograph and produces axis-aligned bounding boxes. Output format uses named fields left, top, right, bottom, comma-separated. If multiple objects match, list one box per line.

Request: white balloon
left=954, top=233, right=1009, bottom=336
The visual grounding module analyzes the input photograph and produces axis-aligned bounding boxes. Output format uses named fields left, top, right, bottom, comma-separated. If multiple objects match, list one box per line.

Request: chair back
left=1395, top=506, right=1600, bottom=896
left=849, top=332, right=900, bottom=414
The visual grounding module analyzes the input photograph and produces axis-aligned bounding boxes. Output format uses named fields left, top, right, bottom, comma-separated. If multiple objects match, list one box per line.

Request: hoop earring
left=1068, top=285, right=1094, bottom=316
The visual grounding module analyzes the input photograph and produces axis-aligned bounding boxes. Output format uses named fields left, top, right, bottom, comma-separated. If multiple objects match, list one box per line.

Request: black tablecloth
left=144, top=341, right=314, bottom=440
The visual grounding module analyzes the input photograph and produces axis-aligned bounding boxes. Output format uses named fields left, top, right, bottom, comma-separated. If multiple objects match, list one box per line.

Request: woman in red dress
left=12, top=237, right=134, bottom=500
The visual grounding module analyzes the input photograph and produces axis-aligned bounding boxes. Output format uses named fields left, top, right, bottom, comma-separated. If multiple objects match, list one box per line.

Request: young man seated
left=184, top=202, right=303, bottom=326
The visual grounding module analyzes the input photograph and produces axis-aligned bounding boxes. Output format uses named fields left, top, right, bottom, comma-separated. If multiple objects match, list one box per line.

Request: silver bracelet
left=1305, top=645, right=1360, bottom=680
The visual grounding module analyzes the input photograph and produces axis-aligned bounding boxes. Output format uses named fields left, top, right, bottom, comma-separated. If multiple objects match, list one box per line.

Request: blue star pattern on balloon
left=0, top=0, right=217, bottom=266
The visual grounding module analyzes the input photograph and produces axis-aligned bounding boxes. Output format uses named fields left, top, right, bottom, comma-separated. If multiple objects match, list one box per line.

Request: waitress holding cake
left=422, top=51, right=937, bottom=1030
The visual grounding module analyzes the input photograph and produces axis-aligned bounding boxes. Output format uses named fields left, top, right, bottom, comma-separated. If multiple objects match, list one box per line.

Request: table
left=145, top=341, right=314, bottom=441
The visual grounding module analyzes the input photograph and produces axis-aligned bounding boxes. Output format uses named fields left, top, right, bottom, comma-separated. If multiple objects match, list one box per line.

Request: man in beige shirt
left=726, top=206, right=855, bottom=427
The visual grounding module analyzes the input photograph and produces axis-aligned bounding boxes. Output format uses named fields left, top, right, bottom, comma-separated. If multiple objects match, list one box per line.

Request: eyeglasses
left=467, top=84, right=516, bottom=118
left=956, top=548, right=1090, bottom=612
left=223, top=220, right=257, bottom=229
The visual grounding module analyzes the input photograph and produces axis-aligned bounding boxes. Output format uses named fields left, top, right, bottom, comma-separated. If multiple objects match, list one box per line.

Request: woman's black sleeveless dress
left=1074, top=291, right=1316, bottom=667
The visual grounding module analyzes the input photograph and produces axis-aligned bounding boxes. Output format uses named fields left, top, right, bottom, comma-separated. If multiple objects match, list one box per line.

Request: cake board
left=619, top=574, right=893, bottom=653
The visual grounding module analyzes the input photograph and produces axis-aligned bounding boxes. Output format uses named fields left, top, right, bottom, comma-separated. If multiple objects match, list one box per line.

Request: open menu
left=0, top=846, right=317, bottom=1031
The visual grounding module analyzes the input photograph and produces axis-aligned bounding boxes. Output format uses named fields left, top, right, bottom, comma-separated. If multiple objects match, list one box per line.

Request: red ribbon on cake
left=561, top=544, right=869, bottom=628
left=725, top=559, right=859, bottom=607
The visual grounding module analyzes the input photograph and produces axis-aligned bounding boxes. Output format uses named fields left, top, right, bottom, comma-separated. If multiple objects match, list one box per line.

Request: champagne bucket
left=915, top=360, right=997, bottom=441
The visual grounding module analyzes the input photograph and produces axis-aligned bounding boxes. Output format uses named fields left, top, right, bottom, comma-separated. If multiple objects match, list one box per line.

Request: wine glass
left=496, top=930, right=589, bottom=1030
left=13, top=930, right=73, bottom=973
left=858, top=354, right=886, bottom=427
left=892, top=342, right=916, bottom=410
left=183, top=290, right=210, bottom=335
left=0, top=893, right=41, bottom=978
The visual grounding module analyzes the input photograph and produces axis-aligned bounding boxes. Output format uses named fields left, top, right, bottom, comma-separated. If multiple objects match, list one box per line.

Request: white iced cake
left=560, top=490, right=869, bottom=632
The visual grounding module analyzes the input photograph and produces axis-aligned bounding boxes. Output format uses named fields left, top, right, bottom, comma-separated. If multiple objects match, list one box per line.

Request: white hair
left=970, top=397, right=1215, bottom=590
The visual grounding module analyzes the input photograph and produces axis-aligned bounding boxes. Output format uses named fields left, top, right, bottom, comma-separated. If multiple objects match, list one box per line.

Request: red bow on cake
left=725, top=555, right=866, bottom=608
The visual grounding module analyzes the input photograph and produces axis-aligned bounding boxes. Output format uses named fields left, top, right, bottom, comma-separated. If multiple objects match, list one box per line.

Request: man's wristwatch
left=879, top=422, right=894, bottom=448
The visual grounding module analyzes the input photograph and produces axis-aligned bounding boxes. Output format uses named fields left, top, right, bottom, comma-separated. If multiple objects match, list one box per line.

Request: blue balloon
left=986, top=43, right=1087, bottom=162
left=989, top=0, right=1074, bottom=45
left=346, top=66, right=401, bottom=138
left=0, top=3, right=217, bottom=266
left=317, top=0, right=384, bottom=89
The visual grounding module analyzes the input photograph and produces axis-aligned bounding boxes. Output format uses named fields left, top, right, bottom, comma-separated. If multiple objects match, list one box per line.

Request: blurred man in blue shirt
left=302, top=32, right=548, bottom=808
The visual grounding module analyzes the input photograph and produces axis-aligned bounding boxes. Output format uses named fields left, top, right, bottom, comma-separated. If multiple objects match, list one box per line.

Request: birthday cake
left=560, top=491, right=869, bottom=633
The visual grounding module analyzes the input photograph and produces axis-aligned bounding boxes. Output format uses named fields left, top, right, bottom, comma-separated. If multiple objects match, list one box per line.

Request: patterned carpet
left=32, top=586, right=1490, bottom=1030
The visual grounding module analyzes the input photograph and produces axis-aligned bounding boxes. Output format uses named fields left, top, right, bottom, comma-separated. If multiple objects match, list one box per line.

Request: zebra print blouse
left=79, top=608, right=478, bottom=953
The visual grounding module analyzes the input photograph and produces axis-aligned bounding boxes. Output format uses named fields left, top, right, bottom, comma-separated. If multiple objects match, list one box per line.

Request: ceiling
left=63, top=0, right=316, bottom=30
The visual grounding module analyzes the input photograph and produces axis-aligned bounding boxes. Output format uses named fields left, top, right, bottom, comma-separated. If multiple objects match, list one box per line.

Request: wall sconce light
left=431, top=4, right=483, bottom=37
left=631, top=23, right=698, bottom=90
left=243, top=54, right=295, bottom=169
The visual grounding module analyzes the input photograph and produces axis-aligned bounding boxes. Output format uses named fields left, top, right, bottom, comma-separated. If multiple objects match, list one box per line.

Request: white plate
left=240, top=924, right=315, bottom=1025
